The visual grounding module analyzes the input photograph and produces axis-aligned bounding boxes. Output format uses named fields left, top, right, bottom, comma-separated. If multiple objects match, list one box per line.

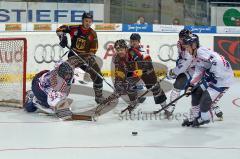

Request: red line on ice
left=0, top=145, right=240, bottom=152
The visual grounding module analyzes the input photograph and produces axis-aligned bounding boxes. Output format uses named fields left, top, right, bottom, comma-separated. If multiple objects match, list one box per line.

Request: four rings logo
left=157, top=44, right=178, bottom=62
left=34, top=44, right=65, bottom=63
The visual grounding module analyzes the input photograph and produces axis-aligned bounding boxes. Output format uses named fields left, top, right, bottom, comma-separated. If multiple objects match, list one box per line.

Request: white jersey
left=190, top=46, right=234, bottom=88
left=172, top=40, right=195, bottom=76
left=38, top=64, right=71, bottom=107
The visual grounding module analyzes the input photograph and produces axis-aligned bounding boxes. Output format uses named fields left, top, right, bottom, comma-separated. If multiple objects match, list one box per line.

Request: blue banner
left=184, top=26, right=217, bottom=33
left=122, top=24, right=153, bottom=32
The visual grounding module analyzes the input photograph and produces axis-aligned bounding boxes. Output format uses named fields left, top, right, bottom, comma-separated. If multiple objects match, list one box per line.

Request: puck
left=132, top=132, right=138, bottom=136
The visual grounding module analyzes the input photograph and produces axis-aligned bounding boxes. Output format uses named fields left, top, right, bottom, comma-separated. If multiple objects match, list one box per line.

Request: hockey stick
left=66, top=46, right=115, bottom=90
left=121, top=76, right=166, bottom=114
left=153, top=93, right=186, bottom=114
left=153, top=83, right=201, bottom=114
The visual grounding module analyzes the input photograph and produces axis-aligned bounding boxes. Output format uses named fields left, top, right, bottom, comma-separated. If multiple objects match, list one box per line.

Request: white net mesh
left=0, top=38, right=26, bottom=107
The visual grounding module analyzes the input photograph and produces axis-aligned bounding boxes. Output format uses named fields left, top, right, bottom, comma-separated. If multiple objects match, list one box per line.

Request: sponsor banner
left=217, top=26, right=240, bottom=34
left=153, top=25, right=184, bottom=33
left=184, top=26, right=217, bottom=33
left=33, top=23, right=52, bottom=31
left=213, top=36, right=240, bottom=72
left=234, top=70, right=240, bottom=78
left=211, top=7, right=240, bottom=26
left=0, top=32, right=214, bottom=76
left=0, top=1, right=104, bottom=23
left=5, top=23, right=22, bottom=31
left=92, top=23, right=122, bottom=31
left=122, top=24, right=153, bottom=32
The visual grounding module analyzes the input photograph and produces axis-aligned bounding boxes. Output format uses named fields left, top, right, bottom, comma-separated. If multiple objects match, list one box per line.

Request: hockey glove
left=127, top=69, right=143, bottom=78
left=185, top=84, right=194, bottom=97
left=59, top=35, right=68, bottom=48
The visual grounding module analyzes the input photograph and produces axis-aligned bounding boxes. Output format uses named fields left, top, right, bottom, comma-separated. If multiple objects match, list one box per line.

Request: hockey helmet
left=179, top=29, right=192, bottom=38
left=114, top=39, right=128, bottom=50
left=82, top=12, right=93, bottom=20
left=130, top=33, right=141, bottom=41
left=58, top=62, right=74, bottom=85
left=182, top=34, right=199, bottom=48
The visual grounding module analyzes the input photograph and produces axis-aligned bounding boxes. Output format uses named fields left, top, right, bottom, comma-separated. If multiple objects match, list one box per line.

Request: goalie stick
left=94, top=92, right=121, bottom=116
left=121, top=76, right=166, bottom=114
left=63, top=92, right=121, bottom=122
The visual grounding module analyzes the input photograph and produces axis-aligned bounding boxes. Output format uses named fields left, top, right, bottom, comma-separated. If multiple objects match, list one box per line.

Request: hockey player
left=167, top=30, right=223, bottom=119
left=129, top=33, right=146, bottom=103
left=23, top=61, right=75, bottom=118
left=113, top=39, right=168, bottom=114
left=182, top=35, right=234, bottom=127
left=56, top=12, right=104, bottom=104
left=166, top=29, right=193, bottom=115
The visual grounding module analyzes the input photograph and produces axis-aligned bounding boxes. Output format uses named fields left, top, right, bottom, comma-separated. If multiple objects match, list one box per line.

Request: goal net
left=0, top=38, right=27, bottom=107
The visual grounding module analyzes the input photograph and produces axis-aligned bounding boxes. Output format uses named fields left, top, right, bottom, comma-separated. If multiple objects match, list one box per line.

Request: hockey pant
left=191, top=83, right=228, bottom=121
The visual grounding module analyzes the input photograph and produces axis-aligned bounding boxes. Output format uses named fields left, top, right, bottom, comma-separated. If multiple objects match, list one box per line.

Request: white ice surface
left=0, top=78, right=240, bottom=159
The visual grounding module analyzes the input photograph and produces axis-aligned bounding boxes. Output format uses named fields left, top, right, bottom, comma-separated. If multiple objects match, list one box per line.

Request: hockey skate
left=192, top=117, right=210, bottom=127
left=212, top=106, right=223, bottom=120
left=182, top=118, right=193, bottom=127
left=160, top=102, right=175, bottom=119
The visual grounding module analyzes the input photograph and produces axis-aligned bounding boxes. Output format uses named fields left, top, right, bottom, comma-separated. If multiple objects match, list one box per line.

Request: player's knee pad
left=200, top=91, right=212, bottom=112
left=93, top=82, right=103, bottom=89
left=93, top=75, right=103, bottom=85
left=173, top=73, right=189, bottom=90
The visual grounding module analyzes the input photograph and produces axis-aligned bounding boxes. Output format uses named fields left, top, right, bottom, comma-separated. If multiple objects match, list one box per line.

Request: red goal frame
left=0, top=38, right=27, bottom=106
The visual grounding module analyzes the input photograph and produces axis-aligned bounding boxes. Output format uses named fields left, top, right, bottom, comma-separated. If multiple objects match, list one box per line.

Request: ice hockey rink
left=0, top=78, right=240, bottom=159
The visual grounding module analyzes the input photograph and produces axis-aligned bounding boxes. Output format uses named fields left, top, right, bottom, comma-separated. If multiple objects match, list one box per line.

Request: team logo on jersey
left=76, top=38, right=86, bottom=50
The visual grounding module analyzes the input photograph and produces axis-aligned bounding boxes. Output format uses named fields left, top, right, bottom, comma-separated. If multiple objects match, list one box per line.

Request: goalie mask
left=58, top=62, right=74, bottom=85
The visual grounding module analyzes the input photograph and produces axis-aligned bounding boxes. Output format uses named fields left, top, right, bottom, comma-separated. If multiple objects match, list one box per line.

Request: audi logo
left=158, top=44, right=178, bottom=62
left=34, top=44, right=65, bottom=63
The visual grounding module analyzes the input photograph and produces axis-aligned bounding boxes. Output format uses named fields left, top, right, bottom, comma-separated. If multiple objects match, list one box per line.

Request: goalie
left=23, top=61, right=75, bottom=118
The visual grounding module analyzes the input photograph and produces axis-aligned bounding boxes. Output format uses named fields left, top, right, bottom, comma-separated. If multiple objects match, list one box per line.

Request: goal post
left=0, top=38, right=27, bottom=107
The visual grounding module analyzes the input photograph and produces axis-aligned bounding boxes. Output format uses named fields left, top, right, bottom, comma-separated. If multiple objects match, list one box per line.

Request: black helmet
left=82, top=12, right=93, bottom=20
left=130, top=33, right=141, bottom=41
left=58, top=62, right=74, bottom=85
left=179, top=29, right=192, bottom=38
left=182, top=34, right=199, bottom=48
left=114, top=39, right=128, bottom=49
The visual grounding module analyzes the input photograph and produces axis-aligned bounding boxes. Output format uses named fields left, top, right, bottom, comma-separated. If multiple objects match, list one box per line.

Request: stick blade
left=70, top=114, right=93, bottom=121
